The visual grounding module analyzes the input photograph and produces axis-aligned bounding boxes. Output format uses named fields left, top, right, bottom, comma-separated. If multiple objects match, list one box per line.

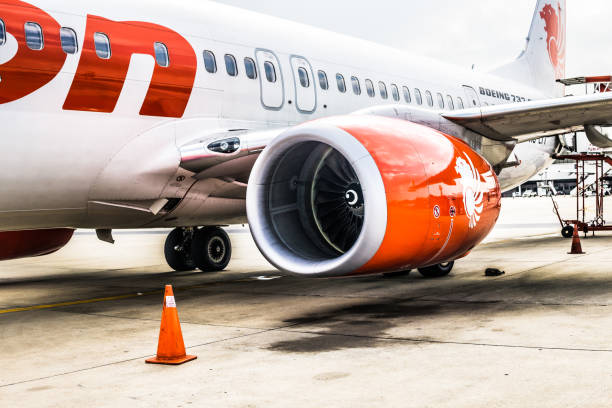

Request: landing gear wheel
left=192, top=227, right=232, bottom=272
left=418, top=261, right=454, bottom=278
left=164, top=228, right=196, bottom=272
left=561, top=225, right=574, bottom=239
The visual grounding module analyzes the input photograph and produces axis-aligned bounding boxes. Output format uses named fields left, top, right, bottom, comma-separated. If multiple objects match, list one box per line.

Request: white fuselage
left=0, top=0, right=556, bottom=231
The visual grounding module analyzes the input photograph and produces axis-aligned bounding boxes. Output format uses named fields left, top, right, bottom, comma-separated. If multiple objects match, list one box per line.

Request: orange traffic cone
left=146, top=285, right=197, bottom=365
left=568, top=224, right=585, bottom=255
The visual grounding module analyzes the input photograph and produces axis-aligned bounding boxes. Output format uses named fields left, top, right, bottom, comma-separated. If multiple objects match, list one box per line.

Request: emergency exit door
left=290, top=56, right=316, bottom=113
left=255, top=49, right=284, bottom=110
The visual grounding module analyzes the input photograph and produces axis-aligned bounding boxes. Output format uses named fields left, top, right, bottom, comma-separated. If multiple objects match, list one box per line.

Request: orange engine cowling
left=0, top=229, right=74, bottom=261
left=247, top=115, right=501, bottom=277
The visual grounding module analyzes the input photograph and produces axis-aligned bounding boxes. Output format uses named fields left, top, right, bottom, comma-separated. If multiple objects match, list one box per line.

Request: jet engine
left=247, top=116, right=501, bottom=277
left=0, top=229, right=74, bottom=261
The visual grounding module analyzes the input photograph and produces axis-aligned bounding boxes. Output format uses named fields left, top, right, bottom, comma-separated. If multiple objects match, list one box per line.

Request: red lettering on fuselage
left=0, top=0, right=66, bottom=104
left=63, top=15, right=197, bottom=118
left=0, top=1, right=197, bottom=118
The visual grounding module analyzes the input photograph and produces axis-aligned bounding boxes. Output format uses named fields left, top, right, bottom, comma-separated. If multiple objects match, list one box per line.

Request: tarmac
left=0, top=197, right=611, bottom=407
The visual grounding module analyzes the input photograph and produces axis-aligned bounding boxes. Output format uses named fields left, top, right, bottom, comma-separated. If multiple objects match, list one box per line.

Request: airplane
left=2, top=0, right=612, bottom=279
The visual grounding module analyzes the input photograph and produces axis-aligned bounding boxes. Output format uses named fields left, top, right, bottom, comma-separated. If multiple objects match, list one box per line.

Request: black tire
left=561, top=225, right=574, bottom=239
left=383, top=270, right=411, bottom=278
left=164, top=228, right=196, bottom=272
left=192, top=227, right=232, bottom=272
left=418, top=261, right=454, bottom=278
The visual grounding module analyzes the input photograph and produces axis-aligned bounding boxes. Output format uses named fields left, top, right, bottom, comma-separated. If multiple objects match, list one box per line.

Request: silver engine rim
left=246, top=123, right=388, bottom=277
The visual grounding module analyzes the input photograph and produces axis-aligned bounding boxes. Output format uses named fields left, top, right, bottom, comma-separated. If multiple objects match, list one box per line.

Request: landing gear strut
left=418, top=261, right=454, bottom=278
left=164, top=228, right=195, bottom=272
left=164, top=227, right=232, bottom=272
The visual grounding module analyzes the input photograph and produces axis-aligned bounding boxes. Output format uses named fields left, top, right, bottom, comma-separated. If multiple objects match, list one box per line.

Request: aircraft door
left=290, top=56, right=316, bottom=113
left=462, top=85, right=481, bottom=108
left=255, top=49, right=284, bottom=110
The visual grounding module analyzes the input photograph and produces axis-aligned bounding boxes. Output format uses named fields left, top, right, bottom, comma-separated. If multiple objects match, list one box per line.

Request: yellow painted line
left=0, top=277, right=258, bottom=315
left=0, top=291, right=160, bottom=315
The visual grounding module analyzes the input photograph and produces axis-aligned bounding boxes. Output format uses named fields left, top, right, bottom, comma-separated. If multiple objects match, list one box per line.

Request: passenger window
left=437, top=93, right=444, bottom=109
left=457, top=97, right=464, bottom=109
left=94, top=32, right=111, bottom=59
left=365, top=79, right=375, bottom=97
left=0, top=19, right=4, bottom=46
left=447, top=95, right=455, bottom=110
left=298, top=67, right=310, bottom=88
left=379, top=82, right=388, bottom=100
left=25, top=22, right=44, bottom=50
left=154, top=42, right=169, bottom=67
left=414, top=88, right=423, bottom=105
left=60, top=27, right=77, bottom=54
left=203, top=50, right=217, bottom=73
left=403, top=86, right=411, bottom=103
left=425, top=91, right=433, bottom=107
left=336, top=74, right=346, bottom=93
left=264, top=61, right=277, bottom=83
left=225, top=54, right=238, bottom=77
left=318, top=70, right=329, bottom=90
left=351, top=76, right=361, bottom=95
left=244, top=58, right=257, bottom=79
left=391, top=84, right=400, bottom=101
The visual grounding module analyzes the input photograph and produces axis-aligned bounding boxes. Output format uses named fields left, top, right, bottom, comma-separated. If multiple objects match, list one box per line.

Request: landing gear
left=164, top=228, right=196, bottom=272
left=164, top=227, right=232, bottom=273
left=192, top=227, right=232, bottom=272
left=418, top=261, right=454, bottom=278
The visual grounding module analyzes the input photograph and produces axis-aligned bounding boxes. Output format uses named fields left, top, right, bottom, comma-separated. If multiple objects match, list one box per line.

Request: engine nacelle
left=0, top=229, right=74, bottom=261
left=247, top=116, right=501, bottom=277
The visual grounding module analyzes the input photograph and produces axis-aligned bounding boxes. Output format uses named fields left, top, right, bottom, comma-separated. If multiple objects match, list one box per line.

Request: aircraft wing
left=443, top=92, right=612, bottom=142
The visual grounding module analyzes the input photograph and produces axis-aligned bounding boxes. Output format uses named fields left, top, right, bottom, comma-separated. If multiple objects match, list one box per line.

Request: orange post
left=146, top=285, right=197, bottom=365
left=568, top=224, right=585, bottom=255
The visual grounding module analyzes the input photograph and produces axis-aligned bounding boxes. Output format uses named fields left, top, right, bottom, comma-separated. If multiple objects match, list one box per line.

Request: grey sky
left=213, top=0, right=611, bottom=79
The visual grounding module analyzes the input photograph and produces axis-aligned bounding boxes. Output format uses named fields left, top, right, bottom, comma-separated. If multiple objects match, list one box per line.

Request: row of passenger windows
left=201, top=49, right=466, bottom=110
left=0, top=20, right=465, bottom=110
left=317, top=70, right=464, bottom=109
left=203, top=50, right=280, bottom=83
left=0, top=20, right=171, bottom=67
left=0, top=20, right=79, bottom=54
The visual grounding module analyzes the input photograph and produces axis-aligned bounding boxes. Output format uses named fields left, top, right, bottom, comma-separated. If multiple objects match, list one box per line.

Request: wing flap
left=443, top=92, right=612, bottom=141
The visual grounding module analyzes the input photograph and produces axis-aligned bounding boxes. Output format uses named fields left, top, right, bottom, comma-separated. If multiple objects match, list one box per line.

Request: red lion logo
left=540, top=3, right=566, bottom=79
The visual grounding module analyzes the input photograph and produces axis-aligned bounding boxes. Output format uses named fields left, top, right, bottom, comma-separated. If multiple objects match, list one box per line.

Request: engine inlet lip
left=247, top=123, right=388, bottom=277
